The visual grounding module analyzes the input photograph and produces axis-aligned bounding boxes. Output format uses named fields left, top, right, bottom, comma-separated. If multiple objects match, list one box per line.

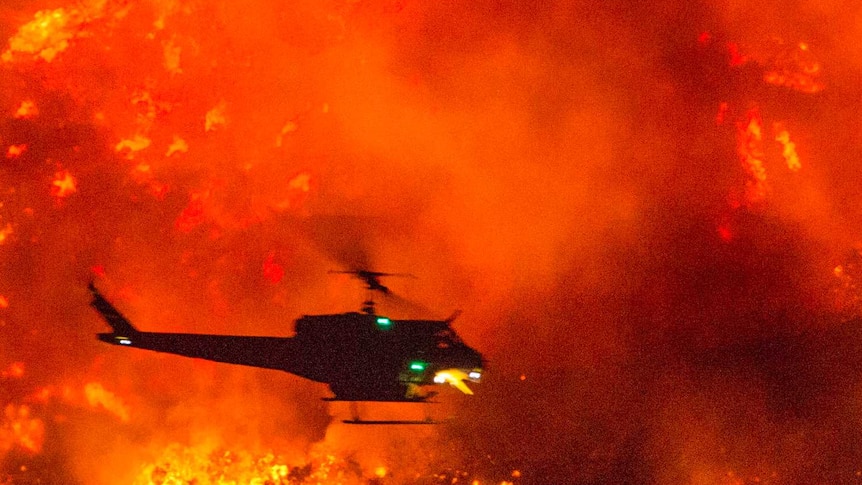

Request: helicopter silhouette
left=89, top=271, right=484, bottom=424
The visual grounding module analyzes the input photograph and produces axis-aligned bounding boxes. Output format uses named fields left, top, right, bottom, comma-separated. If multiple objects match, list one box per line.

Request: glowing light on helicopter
left=375, top=316, right=391, bottom=329
left=409, top=361, right=426, bottom=372
left=432, top=370, right=474, bottom=395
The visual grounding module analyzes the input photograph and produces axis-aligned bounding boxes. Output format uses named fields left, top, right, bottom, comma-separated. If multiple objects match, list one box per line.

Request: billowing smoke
left=2, top=0, right=862, bottom=483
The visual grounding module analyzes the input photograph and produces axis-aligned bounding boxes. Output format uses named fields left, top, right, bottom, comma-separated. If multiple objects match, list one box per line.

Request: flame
left=205, top=101, right=228, bottom=132
left=0, top=224, right=12, bottom=244
left=133, top=445, right=373, bottom=485
left=763, top=41, right=824, bottom=93
left=726, top=42, right=747, bottom=67
left=736, top=107, right=768, bottom=203
left=14, top=101, right=38, bottom=119
left=162, top=36, right=182, bottom=75
left=6, top=144, right=26, bottom=159
left=116, top=134, right=153, bottom=158
left=51, top=170, right=77, bottom=198
left=174, top=189, right=210, bottom=232
left=275, top=121, right=298, bottom=147
left=0, top=405, right=44, bottom=454
left=1, top=362, right=24, bottom=379
left=262, top=252, right=285, bottom=284
left=165, top=136, right=188, bottom=157
left=2, top=8, right=76, bottom=62
left=84, top=382, right=131, bottom=423
left=2, top=0, right=857, bottom=482
left=774, top=126, right=801, bottom=172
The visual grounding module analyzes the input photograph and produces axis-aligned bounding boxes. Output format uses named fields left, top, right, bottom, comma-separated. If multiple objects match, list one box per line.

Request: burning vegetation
left=3, top=0, right=862, bottom=484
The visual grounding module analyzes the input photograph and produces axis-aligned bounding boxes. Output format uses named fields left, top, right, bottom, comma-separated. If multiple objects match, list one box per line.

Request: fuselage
left=93, top=288, right=484, bottom=401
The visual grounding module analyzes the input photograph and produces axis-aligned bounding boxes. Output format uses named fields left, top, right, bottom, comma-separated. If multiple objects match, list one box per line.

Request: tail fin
left=88, top=282, right=138, bottom=335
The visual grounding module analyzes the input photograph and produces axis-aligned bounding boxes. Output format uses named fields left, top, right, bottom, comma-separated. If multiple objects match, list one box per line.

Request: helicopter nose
left=463, top=349, right=485, bottom=382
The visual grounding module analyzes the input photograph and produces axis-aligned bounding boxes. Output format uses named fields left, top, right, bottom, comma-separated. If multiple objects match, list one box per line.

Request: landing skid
left=322, top=397, right=438, bottom=403
left=322, top=390, right=438, bottom=403
left=342, top=418, right=441, bottom=425
left=329, top=400, right=441, bottom=425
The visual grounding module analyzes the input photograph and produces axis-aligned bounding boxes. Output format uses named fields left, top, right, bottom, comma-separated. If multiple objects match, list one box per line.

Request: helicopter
left=88, top=271, right=485, bottom=424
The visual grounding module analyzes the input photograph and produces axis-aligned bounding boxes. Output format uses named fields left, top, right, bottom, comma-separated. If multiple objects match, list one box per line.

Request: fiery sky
left=3, top=0, right=862, bottom=483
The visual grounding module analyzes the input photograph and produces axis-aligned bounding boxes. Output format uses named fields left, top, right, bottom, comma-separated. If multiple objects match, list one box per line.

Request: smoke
left=3, top=0, right=862, bottom=483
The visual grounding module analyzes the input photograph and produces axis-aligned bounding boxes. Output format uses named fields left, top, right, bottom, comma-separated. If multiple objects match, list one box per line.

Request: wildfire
left=116, top=134, right=153, bottom=158
left=205, top=101, right=228, bottom=132
left=51, top=170, right=77, bottom=198
left=262, top=252, right=285, bottom=284
left=736, top=107, right=768, bottom=203
left=174, top=189, right=209, bottom=232
left=1, top=362, right=24, bottom=379
left=84, top=382, right=131, bottom=423
left=165, top=136, right=188, bottom=157
left=0, top=224, right=12, bottom=244
left=0, top=405, right=44, bottom=454
left=133, top=445, right=371, bottom=485
left=774, top=126, right=801, bottom=172
left=276, top=121, right=298, bottom=147
left=6, top=144, right=26, bottom=159
left=763, top=41, right=824, bottom=94
left=162, top=36, right=182, bottom=75
left=2, top=8, right=76, bottom=62
left=13, top=101, right=38, bottom=119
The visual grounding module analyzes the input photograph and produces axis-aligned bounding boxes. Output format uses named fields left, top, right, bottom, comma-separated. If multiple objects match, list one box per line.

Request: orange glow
left=14, top=101, right=38, bottom=119
left=116, top=134, right=153, bottom=158
left=0, top=405, right=44, bottom=454
left=1, top=362, right=24, bottom=378
left=0, top=223, right=14, bottom=244
left=30, top=387, right=52, bottom=403
left=774, top=127, right=801, bottom=172
left=174, top=191, right=208, bottom=232
left=726, top=42, right=746, bottom=67
left=715, top=102, right=729, bottom=125
left=91, top=264, right=106, bottom=278
left=736, top=107, right=768, bottom=203
left=205, top=101, right=228, bottom=132
left=262, top=252, right=285, bottom=284
left=6, top=144, right=26, bottom=159
left=165, top=136, right=188, bottom=157
left=162, top=37, right=182, bottom=75
left=763, top=41, right=824, bottom=93
left=717, top=223, right=733, bottom=242
left=275, top=121, right=298, bottom=147
left=2, top=8, right=74, bottom=62
left=2, top=0, right=858, bottom=482
left=84, top=382, right=130, bottom=422
left=133, top=445, right=372, bottom=485
left=51, top=170, right=77, bottom=198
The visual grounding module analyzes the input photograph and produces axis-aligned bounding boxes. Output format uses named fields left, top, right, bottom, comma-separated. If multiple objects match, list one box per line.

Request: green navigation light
left=376, top=316, right=392, bottom=329
left=409, top=361, right=427, bottom=372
